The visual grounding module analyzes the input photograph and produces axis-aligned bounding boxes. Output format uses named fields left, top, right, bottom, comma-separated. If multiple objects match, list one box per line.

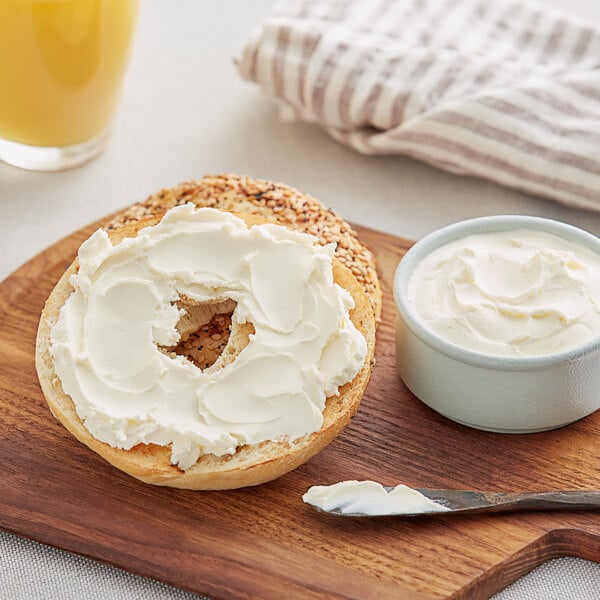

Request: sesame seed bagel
left=106, top=173, right=381, bottom=322
left=36, top=211, right=376, bottom=490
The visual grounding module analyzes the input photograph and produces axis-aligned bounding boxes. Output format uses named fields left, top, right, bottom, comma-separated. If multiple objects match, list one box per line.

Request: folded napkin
left=238, top=0, right=600, bottom=210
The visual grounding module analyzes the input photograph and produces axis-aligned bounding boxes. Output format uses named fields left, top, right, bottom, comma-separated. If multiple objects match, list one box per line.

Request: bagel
left=106, top=174, right=382, bottom=322
left=36, top=208, right=376, bottom=490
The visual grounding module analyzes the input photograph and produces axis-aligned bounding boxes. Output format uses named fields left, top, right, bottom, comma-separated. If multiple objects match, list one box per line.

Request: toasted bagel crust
left=36, top=212, right=376, bottom=489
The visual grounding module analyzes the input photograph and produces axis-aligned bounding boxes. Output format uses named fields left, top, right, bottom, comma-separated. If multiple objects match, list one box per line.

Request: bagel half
left=36, top=211, right=376, bottom=490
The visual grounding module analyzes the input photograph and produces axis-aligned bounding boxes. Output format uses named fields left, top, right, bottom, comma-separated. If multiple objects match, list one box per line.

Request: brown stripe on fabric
left=271, top=25, right=292, bottom=98
left=338, top=47, right=377, bottom=126
left=470, top=60, right=503, bottom=89
left=431, top=111, right=600, bottom=175
left=238, top=17, right=268, bottom=83
left=539, top=17, right=566, bottom=65
left=477, top=0, right=520, bottom=56
left=506, top=6, right=542, bottom=62
left=246, top=38, right=260, bottom=82
left=387, top=51, right=438, bottom=127
left=567, top=81, right=600, bottom=103
left=299, top=31, right=320, bottom=109
left=335, top=0, right=395, bottom=125
left=415, top=0, right=455, bottom=46
left=350, top=126, right=466, bottom=169
left=420, top=52, right=476, bottom=110
left=438, top=59, right=495, bottom=104
left=381, top=0, right=425, bottom=40
left=361, top=55, right=402, bottom=126
left=523, top=88, right=600, bottom=120
left=570, top=26, right=594, bottom=64
left=395, top=139, right=599, bottom=210
left=395, top=131, right=599, bottom=204
left=310, top=41, right=351, bottom=123
left=478, top=96, right=600, bottom=142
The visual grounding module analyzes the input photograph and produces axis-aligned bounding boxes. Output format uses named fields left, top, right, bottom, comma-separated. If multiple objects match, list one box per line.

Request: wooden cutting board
left=1, top=216, right=599, bottom=600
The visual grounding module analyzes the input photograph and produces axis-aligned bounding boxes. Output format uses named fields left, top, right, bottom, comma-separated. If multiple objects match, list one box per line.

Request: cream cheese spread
left=407, top=229, right=600, bottom=357
left=303, top=480, right=450, bottom=515
left=49, top=205, right=367, bottom=470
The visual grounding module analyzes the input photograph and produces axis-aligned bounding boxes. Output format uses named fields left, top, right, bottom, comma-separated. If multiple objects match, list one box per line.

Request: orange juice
left=0, top=0, right=138, bottom=147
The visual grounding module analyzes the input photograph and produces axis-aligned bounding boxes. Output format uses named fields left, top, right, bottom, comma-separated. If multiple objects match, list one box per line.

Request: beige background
left=1, top=0, right=599, bottom=597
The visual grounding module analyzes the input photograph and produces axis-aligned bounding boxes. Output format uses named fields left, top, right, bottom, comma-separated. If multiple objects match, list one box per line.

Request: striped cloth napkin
left=238, top=0, right=600, bottom=210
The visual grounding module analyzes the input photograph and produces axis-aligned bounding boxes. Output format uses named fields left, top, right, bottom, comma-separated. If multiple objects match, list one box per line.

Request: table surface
left=1, top=1, right=600, bottom=598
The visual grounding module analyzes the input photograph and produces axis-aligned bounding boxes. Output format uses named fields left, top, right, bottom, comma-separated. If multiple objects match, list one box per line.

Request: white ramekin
left=393, top=215, right=600, bottom=433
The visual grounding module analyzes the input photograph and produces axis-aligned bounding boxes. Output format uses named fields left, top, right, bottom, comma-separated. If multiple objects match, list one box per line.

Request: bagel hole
left=165, top=297, right=253, bottom=371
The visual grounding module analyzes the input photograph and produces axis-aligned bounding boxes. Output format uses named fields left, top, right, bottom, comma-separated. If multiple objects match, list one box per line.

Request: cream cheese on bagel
left=48, top=205, right=368, bottom=470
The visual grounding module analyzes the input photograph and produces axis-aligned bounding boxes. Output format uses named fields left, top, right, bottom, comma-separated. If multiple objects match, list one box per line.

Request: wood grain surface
left=1, top=218, right=600, bottom=599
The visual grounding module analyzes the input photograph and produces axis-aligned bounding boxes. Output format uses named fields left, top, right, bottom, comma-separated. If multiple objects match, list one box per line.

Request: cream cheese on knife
left=303, top=480, right=450, bottom=515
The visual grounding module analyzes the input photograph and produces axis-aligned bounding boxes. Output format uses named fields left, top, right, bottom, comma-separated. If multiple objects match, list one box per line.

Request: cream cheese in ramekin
left=407, top=229, right=600, bottom=358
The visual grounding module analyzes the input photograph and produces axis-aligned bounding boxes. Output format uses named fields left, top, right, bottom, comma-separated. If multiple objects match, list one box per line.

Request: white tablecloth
left=1, top=1, right=600, bottom=598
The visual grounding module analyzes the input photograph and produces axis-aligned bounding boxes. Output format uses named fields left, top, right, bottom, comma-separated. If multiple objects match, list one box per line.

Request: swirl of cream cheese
left=407, top=229, right=600, bottom=357
left=49, top=205, right=367, bottom=470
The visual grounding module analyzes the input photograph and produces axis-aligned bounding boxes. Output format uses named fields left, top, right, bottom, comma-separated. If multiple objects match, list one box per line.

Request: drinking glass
left=0, top=0, right=139, bottom=171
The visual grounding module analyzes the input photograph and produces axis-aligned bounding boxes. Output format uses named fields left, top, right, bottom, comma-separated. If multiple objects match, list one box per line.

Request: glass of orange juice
left=0, top=0, right=138, bottom=171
